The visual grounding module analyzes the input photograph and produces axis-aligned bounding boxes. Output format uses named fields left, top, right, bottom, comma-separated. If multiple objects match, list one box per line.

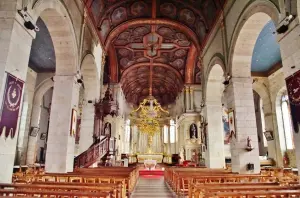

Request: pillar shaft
left=190, top=87, right=194, bottom=111
left=78, top=103, right=95, bottom=154
left=226, top=77, right=260, bottom=174
left=45, top=75, right=79, bottom=173
left=205, top=104, right=225, bottom=168
left=0, top=5, right=33, bottom=182
left=185, top=87, right=190, bottom=112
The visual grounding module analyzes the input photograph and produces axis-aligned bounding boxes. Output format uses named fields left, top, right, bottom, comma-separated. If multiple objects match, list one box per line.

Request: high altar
left=137, top=153, right=163, bottom=163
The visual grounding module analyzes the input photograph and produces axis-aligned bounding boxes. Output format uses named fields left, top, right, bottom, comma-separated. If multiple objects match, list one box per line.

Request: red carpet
left=139, top=169, right=164, bottom=176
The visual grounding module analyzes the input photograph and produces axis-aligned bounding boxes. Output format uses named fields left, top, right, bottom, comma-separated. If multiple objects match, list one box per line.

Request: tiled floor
left=131, top=175, right=176, bottom=198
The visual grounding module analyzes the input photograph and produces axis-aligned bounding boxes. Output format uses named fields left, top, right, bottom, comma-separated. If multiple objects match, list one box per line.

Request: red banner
left=286, top=70, right=300, bottom=133
left=0, top=73, right=24, bottom=138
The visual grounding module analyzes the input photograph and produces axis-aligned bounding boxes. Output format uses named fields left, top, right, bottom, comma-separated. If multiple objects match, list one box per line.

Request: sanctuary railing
left=74, top=137, right=109, bottom=168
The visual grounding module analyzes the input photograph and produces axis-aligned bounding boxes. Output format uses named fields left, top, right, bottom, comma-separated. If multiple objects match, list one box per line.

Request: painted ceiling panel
left=251, top=20, right=281, bottom=72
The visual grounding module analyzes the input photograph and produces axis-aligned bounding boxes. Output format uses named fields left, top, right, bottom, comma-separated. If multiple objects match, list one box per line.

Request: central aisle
left=131, top=175, right=175, bottom=198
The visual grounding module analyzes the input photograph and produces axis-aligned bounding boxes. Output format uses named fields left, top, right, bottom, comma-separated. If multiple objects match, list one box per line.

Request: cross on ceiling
left=129, top=33, right=174, bottom=58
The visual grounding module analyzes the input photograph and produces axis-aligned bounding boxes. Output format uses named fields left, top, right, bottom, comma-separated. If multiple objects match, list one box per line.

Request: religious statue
left=247, top=136, right=251, bottom=148
left=104, top=122, right=111, bottom=137
left=179, top=146, right=185, bottom=163
left=190, top=123, right=198, bottom=139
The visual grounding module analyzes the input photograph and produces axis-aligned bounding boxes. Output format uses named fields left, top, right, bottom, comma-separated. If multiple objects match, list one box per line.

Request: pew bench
left=204, top=190, right=300, bottom=198
left=190, top=184, right=300, bottom=198
left=0, top=188, right=111, bottom=198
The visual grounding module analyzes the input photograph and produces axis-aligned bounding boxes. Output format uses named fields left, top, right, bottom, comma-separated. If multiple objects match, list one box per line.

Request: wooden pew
left=0, top=188, right=111, bottom=198
left=190, top=183, right=300, bottom=197
left=165, top=167, right=299, bottom=196
left=13, top=167, right=138, bottom=197
left=205, top=190, right=300, bottom=198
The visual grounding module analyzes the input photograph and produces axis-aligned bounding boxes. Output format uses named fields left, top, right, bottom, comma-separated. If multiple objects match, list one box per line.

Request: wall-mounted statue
left=103, top=122, right=111, bottom=137
left=189, top=123, right=198, bottom=139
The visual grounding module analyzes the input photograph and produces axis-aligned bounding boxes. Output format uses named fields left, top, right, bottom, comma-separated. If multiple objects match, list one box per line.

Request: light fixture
left=130, top=92, right=169, bottom=153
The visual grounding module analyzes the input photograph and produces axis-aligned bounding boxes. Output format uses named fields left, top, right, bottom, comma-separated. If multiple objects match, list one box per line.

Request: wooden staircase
left=74, top=137, right=109, bottom=168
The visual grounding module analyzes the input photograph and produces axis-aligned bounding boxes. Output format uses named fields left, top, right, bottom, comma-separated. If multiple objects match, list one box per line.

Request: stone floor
left=131, top=175, right=176, bottom=198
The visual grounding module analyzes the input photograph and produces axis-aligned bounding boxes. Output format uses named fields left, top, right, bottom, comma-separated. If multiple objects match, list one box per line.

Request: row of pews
left=0, top=166, right=138, bottom=198
left=165, top=167, right=300, bottom=197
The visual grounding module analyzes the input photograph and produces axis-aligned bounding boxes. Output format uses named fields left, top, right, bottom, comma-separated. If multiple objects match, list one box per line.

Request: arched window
left=163, top=125, right=168, bottom=143
left=125, top=119, right=130, bottom=143
left=170, top=120, right=175, bottom=143
left=281, top=93, right=294, bottom=149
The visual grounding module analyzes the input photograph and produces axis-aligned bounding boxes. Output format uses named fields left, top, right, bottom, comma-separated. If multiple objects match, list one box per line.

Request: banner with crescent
left=286, top=70, right=300, bottom=133
left=0, top=73, right=24, bottom=138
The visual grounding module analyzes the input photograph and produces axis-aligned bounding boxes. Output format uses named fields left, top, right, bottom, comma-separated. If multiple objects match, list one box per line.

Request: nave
left=1, top=0, right=300, bottom=197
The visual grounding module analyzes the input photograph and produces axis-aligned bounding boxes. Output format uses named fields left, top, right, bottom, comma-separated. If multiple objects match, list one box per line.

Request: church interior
left=1, top=0, right=300, bottom=197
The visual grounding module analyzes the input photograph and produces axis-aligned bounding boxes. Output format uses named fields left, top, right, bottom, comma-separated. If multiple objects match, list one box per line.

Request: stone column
left=185, top=87, right=190, bottom=112
left=278, top=23, right=300, bottom=174
left=205, top=103, right=225, bottom=168
left=26, top=99, right=43, bottom=164
left=168, top=126, right=171, bottom=154
left=17, top=70, right=37, bottom=165
left=226, top=77, right=260, bottom=174
left=78, top=102, right=95, bottom=154
left=0, top=3, right=34, bottom=182
left=190, top=87, right=194, bottom=112
left=45, top=75, right=80, bottom=173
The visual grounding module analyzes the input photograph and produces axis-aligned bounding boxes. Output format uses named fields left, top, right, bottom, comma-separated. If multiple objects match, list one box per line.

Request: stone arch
left=203, top=54, right=226, bottom=101
left=228, top=0, right=280, bottom=77
left=78, top=54, right=100, bottom=154
left=252, top=81, right=276, bottom=157
left=205, top=63, right=225, bottom=168
left=31, top=0, right=79, bottom=75
left=26, top=77, right=54, bottom=164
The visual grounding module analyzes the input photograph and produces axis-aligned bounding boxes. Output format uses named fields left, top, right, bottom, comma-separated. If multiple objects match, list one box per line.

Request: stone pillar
left=205, top=104, right=225, bottom=168
left=168, top=126, right=171, bottom=154
left=26, top=101, right=42, bottom=164
left=185, top=87, right=190, bottom=112
left=226, top=77, right=260, bottom=174
left=17, top=70, right=37, bottom=165
left=78, top=102, right=94, bottom=154
left=0, top=3, right=34, bottom=182
left=45, top=75, right=79, bottom=173
left=190, top=87, right=194, bottom=111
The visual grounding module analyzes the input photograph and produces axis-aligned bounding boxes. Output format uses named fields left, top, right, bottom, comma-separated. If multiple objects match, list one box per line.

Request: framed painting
left=30, top=127, right=39, bottom=137
left=70, top=109, right=77, bottom=137
left=40, top=133, right=46, bottom=140
left=264, top=131, right=274, bottom=141
left=228, top=110, right=236, bottom=139
left=222, top=106, right=230, bottom=144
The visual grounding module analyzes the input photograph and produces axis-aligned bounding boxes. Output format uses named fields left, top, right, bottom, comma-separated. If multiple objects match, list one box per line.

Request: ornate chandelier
left=130, top=95, right=169, bottom=120
left=130, top=94, right=169, bottom=153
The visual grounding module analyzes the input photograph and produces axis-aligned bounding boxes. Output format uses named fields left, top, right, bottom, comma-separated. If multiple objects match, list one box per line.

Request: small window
left=163, top=125, right=168, bottom=144
left=281, top=93, right=294, bottom=149
left=170, top=120, right=175, bottom=143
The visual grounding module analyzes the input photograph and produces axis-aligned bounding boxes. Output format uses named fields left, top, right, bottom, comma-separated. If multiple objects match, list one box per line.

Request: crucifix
left=128, top=33, right=175, bottom=58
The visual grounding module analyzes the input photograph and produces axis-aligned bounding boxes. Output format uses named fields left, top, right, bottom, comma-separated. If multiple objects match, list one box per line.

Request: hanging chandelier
left=130, top=95, right=169, bottom=120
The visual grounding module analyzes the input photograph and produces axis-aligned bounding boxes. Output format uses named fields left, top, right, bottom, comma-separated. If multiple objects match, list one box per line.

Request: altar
left=137, top=154, right=163, bottom=163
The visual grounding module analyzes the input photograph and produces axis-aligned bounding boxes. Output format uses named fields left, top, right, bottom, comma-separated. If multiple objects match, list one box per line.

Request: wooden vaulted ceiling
left=84, top=0, right=226, bottom=105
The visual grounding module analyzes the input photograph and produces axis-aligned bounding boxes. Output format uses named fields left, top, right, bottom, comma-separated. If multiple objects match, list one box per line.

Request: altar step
left=131, top=176, right=175, bottom=198
left=139, top=169, right=164, bottom=176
